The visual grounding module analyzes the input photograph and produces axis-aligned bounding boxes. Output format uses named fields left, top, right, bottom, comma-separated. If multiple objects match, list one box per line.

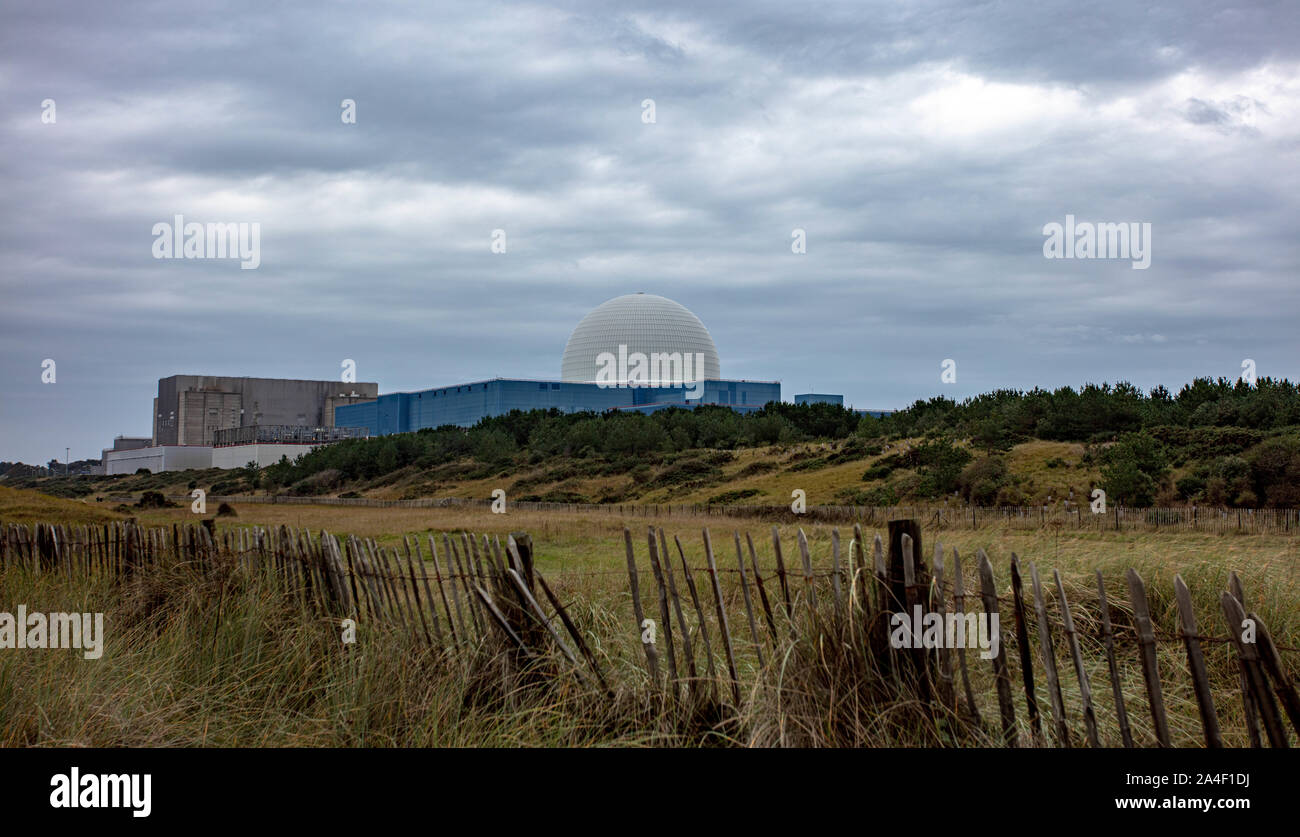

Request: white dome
left=561, top=293, right=721, bottom=384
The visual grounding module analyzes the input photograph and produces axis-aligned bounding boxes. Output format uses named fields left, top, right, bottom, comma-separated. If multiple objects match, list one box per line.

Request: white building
left=105, top=445, right=213, bottom=475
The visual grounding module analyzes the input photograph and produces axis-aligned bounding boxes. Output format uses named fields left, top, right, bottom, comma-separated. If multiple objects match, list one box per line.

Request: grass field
left=2, top=484, right=1298, bottom=747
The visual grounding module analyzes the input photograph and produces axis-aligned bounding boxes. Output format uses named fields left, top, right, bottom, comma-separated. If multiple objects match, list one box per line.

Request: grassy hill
left=0, top=484, right=129, bottom=526
left=2, top=437, right=1109, bottom=511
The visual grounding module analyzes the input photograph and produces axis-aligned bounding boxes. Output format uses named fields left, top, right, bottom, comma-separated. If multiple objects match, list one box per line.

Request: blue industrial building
left=334, top=377, right=782, bottom=436
left=794, top=393, right=844, bottom=406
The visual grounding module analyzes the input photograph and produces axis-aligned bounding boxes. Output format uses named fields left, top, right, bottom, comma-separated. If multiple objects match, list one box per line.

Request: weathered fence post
left=950, top=548, right=983, bottom=728
left=1009, top=555, right=1043, bottom=745
left=886, top=519, right=922, bottom=616
left=1127, top=569, right=1172, bottom=747
left=674, top=535, right=719, bottom=691
left=1248, top=612, right=1300, bottom=739
left=1030, top=560, right=1070, bottom=746
left=1219, top=592, right=1287, bottom=748
left=744, top=532, right=779, bottom=649
left=931, top=542, right=957, bottom=716
left=623, top=528, right=660, bottom=687
left=704, top=529, right=741, bottom=705
left=899, top=533, right=933, bottom=704
left=1054, top=569, right=1099, bottom=747
left=1174, top=574, right=1223, bottom=748
left=1095, top=571, right=1134, bottom=748
left=977, top=549, right=1016, bottom=746
left=733, top=531, right=765, bottom=667
left=646, top=527, right=679, bottom=692
left=661, top=529, right=699, bottom=685
left=1228, top=572, right=1263, bottom=748
left=770, top=526, right=793, bottom=623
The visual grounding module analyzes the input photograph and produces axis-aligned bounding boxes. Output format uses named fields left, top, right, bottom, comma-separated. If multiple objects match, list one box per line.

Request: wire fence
left=117, top=493, right=1300, bottom=535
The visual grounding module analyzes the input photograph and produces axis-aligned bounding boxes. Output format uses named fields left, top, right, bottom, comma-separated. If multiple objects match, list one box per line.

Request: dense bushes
left=1245, top=436, right=1300, bottom=507
left=1099, top=432, right=1171, bottom=507
left=1172, top=435, right=1300, bottom=507
left=877, top=377, right=1300, bottom=443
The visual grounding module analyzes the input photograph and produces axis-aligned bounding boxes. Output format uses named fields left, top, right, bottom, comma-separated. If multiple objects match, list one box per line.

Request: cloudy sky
left=2, top=0, right=1297, bottom=463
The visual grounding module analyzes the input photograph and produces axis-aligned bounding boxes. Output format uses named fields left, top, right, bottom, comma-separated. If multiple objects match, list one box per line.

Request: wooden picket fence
left=617, top=519, right=1300, bottom=747
left=2, top=517, right=1297, bottom=747
left=0, top=519, right=608, bottom=692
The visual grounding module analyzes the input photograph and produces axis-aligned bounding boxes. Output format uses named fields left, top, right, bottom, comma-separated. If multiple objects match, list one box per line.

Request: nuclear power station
left=98, top=294, right=884, bottom=473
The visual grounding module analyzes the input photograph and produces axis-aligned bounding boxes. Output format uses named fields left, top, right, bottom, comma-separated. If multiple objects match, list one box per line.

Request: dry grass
left=0, top=485, right=126, bottom=526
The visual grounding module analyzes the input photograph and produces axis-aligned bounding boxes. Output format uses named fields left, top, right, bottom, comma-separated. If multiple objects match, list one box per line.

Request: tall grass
left=2, top=523, right=1295, bottom=747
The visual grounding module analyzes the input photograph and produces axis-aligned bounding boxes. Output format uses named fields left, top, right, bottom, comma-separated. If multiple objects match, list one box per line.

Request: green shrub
left=862, top=463, right=896, bottom=481
left=1099, top=431, right=1170, bottom=507
left=913, top=438, right=973, bottom=499
left=646, top=458, right=722, bottom=490
left=136, top=491, right=174, bottom=509
left=1175, top=474, right=1205, bottom=500
left=736, top=461, right=777, bottom=478
left=707, top=488, right=761, bottom=505
left=959, top=456, right=1010, bottom=505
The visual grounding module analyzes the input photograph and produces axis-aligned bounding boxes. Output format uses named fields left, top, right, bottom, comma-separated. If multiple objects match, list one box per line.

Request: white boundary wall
left=211, top=443, right=322, bottom=470
left=105, top=446, right=213, bottom=475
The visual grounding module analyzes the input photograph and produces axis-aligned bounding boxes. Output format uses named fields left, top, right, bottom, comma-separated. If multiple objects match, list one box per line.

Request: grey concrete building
left=151, top=375, right=378, bottom=446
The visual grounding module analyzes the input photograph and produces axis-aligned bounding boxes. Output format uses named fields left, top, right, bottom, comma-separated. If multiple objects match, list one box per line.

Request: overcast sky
left=2, top=0, right=1297, bottom=463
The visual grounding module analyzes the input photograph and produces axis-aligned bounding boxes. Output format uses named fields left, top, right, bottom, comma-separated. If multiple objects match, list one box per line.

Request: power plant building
left=103, top=376, right=379, bottom=473
left=153, top=375, right=378, bottom=446
left=99, top=294, right=885, bottom=472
